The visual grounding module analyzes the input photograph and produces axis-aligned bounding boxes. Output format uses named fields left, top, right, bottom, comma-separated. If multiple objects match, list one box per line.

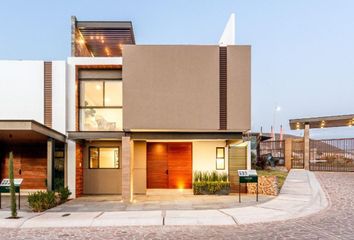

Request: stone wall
left=247, top=176, right=279, bottom=196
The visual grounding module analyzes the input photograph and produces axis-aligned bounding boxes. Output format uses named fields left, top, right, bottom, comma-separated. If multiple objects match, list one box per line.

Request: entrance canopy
left=0, top=120, right=66, bottom=143
left=289, top=114, right=354, bottom=130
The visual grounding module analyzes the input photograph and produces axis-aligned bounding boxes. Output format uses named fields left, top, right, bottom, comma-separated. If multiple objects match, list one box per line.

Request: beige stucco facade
left=123, top=45, right=251, bottom=132
left=83, top=141, right=122, bottom=194
left=227, top=46, right=251, bottom=131
left=192, top=141, right=228, bottom=173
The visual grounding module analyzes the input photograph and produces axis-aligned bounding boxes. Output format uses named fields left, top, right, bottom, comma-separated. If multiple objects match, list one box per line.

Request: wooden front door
left=147, top=142, right=192, bottom=189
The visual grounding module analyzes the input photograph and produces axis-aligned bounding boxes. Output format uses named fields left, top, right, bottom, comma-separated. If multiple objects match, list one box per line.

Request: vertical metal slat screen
left=44, top=61, right=52, bottom=128
left=219, top=47, right=227, bottom=130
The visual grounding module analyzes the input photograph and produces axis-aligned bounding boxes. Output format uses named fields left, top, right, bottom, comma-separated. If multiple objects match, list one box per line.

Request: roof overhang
left=0, top=120, right=66, bottom=143
left=129, top=131, right=243, bottom=140
left=76, top=20, right=135, bottom=57
left=68, top=131, right=125, bottom=141
left=289, top=114, right=354, bottom=130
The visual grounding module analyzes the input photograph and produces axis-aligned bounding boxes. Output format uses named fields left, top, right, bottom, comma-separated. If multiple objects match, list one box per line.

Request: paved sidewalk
left=0, top=169, right=328, bottom=228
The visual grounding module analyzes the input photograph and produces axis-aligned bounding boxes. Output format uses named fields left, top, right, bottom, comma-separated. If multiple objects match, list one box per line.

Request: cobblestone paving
left=2, top=172, right=354, bottom=240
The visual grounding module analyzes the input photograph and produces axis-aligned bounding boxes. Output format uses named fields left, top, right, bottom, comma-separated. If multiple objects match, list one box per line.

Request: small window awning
left=289, top=114, right=354, bottom=130
left=0, top=120, right=66, bottom=143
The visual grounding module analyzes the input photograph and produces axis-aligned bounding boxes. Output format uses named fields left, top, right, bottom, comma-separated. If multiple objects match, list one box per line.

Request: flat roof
left=289, top=114, right=354, bottom=130
left=0, top=120, right=66, bottom=142
left=75, top=19, right=135, bottom=57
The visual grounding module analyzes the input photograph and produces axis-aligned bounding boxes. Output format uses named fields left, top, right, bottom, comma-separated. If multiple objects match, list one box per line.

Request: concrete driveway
left=0, top=169, right=327, bottom=229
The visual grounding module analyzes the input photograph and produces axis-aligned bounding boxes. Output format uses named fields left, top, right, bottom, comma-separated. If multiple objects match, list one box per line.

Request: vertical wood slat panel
left=228, top=146, right=247, bottom=193
left=219, top=47, right=227, bottom=130
left=44, top=62, right=52, bottom=128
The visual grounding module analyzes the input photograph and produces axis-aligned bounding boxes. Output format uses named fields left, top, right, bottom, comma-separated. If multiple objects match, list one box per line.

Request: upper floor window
left=79, top=69, right=122, bottom=131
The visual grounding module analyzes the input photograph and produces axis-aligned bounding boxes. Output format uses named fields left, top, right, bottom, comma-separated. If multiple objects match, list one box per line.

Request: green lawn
left=256, top=169, right=288, bottom=190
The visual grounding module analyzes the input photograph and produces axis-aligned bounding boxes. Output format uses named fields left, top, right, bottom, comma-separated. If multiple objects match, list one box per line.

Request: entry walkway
left=0, top=169, right=328, bottom=228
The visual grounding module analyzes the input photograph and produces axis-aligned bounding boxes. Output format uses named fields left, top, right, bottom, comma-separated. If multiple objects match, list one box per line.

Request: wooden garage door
left=147, top=142, right=192, bottom=189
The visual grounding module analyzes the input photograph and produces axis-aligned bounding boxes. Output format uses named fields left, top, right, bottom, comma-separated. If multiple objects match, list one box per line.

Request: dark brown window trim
left=88, top=146, right=120, bottom=169
left=75, top=65, right=122, bottom=131
left=216, top=147, right=226, bottom=170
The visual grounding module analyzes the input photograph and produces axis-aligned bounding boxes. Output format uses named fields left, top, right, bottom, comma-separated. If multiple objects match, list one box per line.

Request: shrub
left=193, top=170, right=202, bottom=182
left=210, top=171, right=218, bottom=181
left=201, top=171, right=210, bottom=181
left=193, top=181, right=230, bottom=195
left=193, top=170, right=230, bottom=195
left=28, top=191, right=57, bottom=212
left=220, top=172, right=228, bottom=182
left=58, top=187, right=72, bottom=203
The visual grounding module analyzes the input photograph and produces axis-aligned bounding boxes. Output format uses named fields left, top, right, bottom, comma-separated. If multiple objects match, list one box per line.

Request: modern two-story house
left=0, top=15, right=251, bottom=201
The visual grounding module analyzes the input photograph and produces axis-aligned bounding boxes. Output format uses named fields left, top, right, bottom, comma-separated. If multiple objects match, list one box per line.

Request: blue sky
left=1, top=0, right=353, bottom=138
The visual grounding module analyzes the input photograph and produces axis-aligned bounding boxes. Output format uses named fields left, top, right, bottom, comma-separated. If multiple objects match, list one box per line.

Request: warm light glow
left=105, top=97, right=110, bottom=103
left=77, top=38, right=85, bottom=44
left=96, top=84, right=101, bottom=90
left=105, top=47, right=111, bottom=56
left=177, top=181, right=185, bottom=190
left=275, top=106, right=281, bottom=112
left=349, top=124, right=352, bottom=128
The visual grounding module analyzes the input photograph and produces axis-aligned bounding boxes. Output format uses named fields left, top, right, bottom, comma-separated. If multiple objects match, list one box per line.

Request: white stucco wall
left=66, top=57, right=122, bottom=132
left=192, top=141, right=228, bottom=174
left=52, top=61, right=66, bottom=133
left=0, top=60, right=44, bottom=123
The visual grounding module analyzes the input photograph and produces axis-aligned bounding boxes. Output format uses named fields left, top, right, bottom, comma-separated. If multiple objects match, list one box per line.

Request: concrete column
left=47, top=139, right=53, bottom=191
left=304, top=124, right=310, bottom=170
left=284, top=138, right=292, bottom=171
left=122, top=136, right=134, bottom=202
left=67, top=140, right=76, bottom=198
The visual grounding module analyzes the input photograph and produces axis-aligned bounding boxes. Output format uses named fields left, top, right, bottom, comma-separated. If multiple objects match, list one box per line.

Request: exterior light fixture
left=216, top=147, right=225, bottom=170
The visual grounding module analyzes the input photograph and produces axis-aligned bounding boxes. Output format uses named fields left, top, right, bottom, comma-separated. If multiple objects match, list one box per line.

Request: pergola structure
left=289, top=114, right=354, bottom=169
left=71, top=16, right=135, bottom=57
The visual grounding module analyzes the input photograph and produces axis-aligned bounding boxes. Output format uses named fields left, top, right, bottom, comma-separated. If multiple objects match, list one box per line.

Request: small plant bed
left=28, top=187, right=71, bottom=212
left=257, top=169, right=288, bottom=190
left=193, top=171, right=230, bottom=195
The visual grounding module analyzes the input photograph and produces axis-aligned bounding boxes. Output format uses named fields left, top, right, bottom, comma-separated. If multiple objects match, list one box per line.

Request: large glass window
left=79, top=70, right=122, bottom=131
left=89, top=147, right=119, bottom=169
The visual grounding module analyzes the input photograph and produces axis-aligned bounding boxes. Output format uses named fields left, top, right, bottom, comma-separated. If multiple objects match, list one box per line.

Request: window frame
left=79, top=76, right=123, bottom=131
left=88, top=146, right=120, bottom=169
left=216, top=147, right=225, bottom=170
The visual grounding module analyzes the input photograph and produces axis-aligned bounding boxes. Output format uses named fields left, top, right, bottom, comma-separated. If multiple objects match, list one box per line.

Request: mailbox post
left=238, top=170, right=258, bottom=203
left=0, top=179, right=23, bottom=209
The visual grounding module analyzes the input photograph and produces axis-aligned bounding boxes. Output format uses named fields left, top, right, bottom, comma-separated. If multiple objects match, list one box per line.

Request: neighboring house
left=0, top=15, right=251, bottom=200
